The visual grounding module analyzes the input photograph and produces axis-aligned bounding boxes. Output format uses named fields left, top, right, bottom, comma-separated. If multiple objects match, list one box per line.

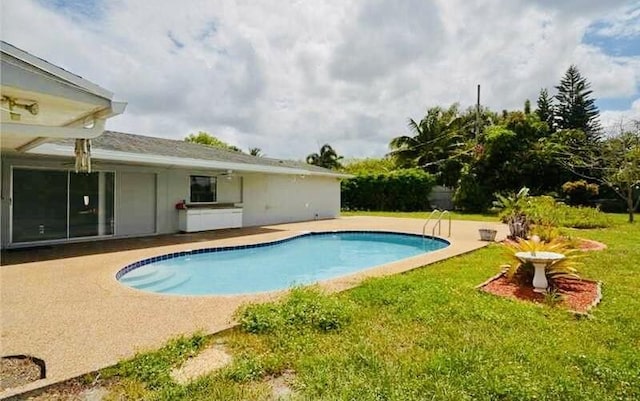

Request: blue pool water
left=117, top=231, right=449, bottom=295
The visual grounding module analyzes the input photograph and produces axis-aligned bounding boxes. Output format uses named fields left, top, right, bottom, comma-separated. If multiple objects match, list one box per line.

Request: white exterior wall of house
left=241, top=173, right=340, bottom=226
left=0, top=155, right=341, bottom=248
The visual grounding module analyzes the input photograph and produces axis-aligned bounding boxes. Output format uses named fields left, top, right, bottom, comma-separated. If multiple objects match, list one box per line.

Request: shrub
left=236, top=287, right=352, bottom=334
left=341, top=168, right=435, bottom=211
left=562, top=180, right=599, bottom=206
left=524, top=196, right=610, bottom=228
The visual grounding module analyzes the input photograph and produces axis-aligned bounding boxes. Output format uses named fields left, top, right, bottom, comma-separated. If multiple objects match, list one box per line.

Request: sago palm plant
left=503, top=237, right=582, bottom=287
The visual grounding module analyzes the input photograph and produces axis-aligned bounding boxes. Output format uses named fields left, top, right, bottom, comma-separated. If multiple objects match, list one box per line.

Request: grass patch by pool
left=98, top=214, right=639, bottom=400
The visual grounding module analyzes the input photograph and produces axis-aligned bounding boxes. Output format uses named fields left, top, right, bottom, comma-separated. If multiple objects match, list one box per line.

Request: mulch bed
left=480, top=274, right=601, bottom=314
left=483, top=236, right=605, bottom=313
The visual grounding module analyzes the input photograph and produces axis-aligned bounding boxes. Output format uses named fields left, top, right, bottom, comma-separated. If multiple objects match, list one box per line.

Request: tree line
left=340, top=65, right=638, bottom=221
left=183, top=65, right=639, bottom=222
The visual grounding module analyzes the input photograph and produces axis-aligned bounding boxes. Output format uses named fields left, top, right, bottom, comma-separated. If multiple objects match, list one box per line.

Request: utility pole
left=475, top=84, right=481, bottom=140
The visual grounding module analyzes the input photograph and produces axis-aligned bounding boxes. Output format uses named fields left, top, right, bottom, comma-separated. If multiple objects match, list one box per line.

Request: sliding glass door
left=12, top=169, right=68, bottom=242
left=12, top=168, right=115, bottom=244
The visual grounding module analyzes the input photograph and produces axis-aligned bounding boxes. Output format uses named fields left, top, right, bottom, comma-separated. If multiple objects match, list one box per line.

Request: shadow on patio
left=1, top=227, right=285, bottom=266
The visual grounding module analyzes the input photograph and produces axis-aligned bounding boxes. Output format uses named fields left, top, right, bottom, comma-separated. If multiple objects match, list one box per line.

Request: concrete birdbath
left=515, top=251, right=565, bottom=293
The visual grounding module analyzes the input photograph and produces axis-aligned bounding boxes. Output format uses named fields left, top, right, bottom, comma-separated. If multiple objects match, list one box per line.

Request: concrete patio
left=0, top=216, right=506, bottom=398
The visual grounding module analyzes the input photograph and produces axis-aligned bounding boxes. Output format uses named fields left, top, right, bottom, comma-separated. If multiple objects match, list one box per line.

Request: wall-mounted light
left=1, top=96, right=39, bottom=121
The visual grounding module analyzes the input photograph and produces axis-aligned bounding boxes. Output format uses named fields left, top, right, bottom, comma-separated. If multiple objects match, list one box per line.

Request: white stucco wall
left=0, top=155, right=340, bottom=248
left=241, top=173, right=340, bottom=227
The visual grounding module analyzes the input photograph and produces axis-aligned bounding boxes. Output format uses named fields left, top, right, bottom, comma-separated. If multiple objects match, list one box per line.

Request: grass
left=99, top=213, right=639, bottom=400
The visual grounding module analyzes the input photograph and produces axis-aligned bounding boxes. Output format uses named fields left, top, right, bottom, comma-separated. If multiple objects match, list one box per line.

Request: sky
left=2, top=0, right=639, bottom=160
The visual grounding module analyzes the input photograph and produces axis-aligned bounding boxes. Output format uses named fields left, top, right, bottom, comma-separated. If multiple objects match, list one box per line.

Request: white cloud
left=2, top=0, right=639, bottom=159
left=590, top=3, right=640, bottom=38
left=573, top=45, right=638, bottom=98
left=600, top=98, right=640, bottom=134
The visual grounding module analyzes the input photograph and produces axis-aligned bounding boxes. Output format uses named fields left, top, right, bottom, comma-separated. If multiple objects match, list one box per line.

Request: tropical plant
left=306, top=144, right=343, bottom=169
left=248, top=147, right=263, bottom=157
left=185, top=131, right=243, bottom=152
left=388, top=104, right=468, bottom=186
left=503, top=237, right=582, bottom=288
left=493, top=187, right=531, bottom=222
left=492, top=187, right=532, bottom=239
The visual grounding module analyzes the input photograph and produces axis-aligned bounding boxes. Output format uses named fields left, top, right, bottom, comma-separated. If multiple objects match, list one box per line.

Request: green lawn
left=102, top=213, right=639, bottom=400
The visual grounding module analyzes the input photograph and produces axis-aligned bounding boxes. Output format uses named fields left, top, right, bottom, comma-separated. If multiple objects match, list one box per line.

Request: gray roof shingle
left=53, top=131, right=340, bottom=175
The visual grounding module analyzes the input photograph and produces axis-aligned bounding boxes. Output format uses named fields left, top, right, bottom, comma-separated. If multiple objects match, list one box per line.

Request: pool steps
left=119, top=268, right=158, bottom=282
left=127, top=271, right=175, bottom=288
left=144, top=273, right=191, bottom=293
left=120, top=268, right=192, bottom=293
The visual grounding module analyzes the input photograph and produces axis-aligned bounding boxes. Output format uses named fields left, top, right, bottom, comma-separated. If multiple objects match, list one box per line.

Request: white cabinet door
left=179, top=209, right=243, bottom=232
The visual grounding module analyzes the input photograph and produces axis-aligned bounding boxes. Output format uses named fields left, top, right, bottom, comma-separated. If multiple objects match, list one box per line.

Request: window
left=190, top=175, right=217, bottom=203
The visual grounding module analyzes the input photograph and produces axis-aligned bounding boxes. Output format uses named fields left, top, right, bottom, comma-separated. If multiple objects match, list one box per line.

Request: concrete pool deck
left=0, top=216, right=507, bottom=397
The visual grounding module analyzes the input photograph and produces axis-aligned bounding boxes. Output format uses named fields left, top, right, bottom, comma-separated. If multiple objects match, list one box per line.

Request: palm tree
left=306, top=144, right=343, bottom=169
left=388, top=105, right=465, bottom=174
left=249, top=147, right=263, bottom=157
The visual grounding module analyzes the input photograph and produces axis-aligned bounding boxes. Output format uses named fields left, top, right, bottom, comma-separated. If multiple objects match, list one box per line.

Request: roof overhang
left=1, top=41, right=127, bottom=152
left=1, top=41, right=113, bottom=99
left=27, top=142, right=353, bottom=178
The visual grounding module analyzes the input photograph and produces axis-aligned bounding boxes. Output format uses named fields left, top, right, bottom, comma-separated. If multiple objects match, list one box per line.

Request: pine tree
left=524, top=99, right=531, bottom=115
left=535, top=88, right=554, bottom=130
left=554, top=65, right=601, bottom=141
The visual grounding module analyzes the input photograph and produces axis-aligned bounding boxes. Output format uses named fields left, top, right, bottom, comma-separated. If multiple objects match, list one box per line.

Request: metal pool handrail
left=422, top=209, right=441, bottom=237
left=431, top=210, right=451, bottom=238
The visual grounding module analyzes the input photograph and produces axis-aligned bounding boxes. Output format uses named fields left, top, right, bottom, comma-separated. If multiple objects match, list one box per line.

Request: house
left=0, top=42, right=346, bottom=249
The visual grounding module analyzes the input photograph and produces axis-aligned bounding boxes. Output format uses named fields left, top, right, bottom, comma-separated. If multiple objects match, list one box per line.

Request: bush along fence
left=341, top=168, right=435, bottom=211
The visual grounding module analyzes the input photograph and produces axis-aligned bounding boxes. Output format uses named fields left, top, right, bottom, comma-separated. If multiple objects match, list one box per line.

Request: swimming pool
left=117, top=231, right=449, bottom=295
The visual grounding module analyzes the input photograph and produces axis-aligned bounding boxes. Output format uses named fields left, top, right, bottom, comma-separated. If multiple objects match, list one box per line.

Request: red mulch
left=481, top=275, right=600, bottom=313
